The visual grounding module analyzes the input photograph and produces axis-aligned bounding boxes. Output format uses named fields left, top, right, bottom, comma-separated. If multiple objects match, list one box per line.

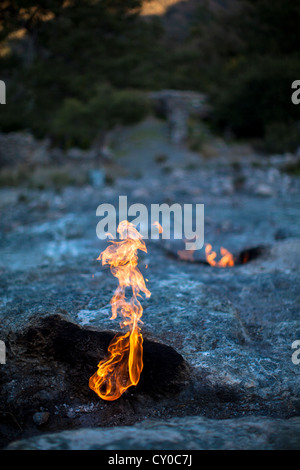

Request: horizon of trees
left=0, top=0, right=299, bottom=152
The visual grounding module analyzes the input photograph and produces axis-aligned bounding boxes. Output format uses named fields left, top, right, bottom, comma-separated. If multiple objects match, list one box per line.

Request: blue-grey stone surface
left=1, top=118, right=300, bottom=450
left=6, top=416, right=300, bottom=450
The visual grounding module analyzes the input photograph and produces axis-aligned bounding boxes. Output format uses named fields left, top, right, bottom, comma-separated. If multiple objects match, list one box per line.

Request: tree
left=0, top=0, right=164, bottom=138
left=184, top=0, right=300, bottom=149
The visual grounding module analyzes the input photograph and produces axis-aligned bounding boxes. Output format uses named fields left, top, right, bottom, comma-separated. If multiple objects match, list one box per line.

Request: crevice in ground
left=1, top=314, right=298, bottom=449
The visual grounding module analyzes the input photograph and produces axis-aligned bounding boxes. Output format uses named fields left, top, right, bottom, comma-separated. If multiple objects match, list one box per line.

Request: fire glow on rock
left=89, top=220, right=151, bottom=401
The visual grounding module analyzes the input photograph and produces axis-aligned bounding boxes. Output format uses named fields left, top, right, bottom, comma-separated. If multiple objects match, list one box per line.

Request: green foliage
left=183, top=0, right=300, bottom=150
left=0, top=165, right=89, bottom=189
left=1, top=0, right=299, bottom=153
left=109, top=89, right=151, bottom=125
left=0, top=168, right=30, bottom=187
left=50, top=88, right=150, bottom=148
left=211, top=57, right=300, bottom=139
left=0, top=0, right=161, bottom=140
left=281, top=158, right=300, bottom=177
left=264, top=121, right=300, bottom=154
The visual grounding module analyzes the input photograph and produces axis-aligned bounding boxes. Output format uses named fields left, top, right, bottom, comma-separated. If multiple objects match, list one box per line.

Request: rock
left=88, top=169, right=106, bottom=188
left=0, top=132, right=51, bottom=168
left=274, top=228, right=293, bottom=240
left=149, top=90, right=209, bottom=144
left=33, top=412, right=50, bottom=426
left=255, top=184, right=274, bottom=197
left=7, top=416, right=300, bottom=450
left=262, top=238, right=300, bottom=271
left=67, top=148, right=86, bottom=160
left=66, top=409, right=76, bottom=419
left=1, top=116, right=300, bottom=450
left=5, top=314, right=189, bottom=401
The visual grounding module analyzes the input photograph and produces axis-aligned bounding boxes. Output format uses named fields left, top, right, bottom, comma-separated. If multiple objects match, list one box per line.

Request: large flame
left=205, top=243, right=235, bottom=267
left=89, top=220, right=151, bottom=401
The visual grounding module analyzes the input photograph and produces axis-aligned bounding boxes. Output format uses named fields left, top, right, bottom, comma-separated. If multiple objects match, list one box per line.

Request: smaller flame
left=152, top=221, right=163, bottom=234
left=205, top=243, right=235, bottom=267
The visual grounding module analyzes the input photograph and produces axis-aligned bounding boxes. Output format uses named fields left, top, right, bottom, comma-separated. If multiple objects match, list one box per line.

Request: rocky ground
left=0, top=116, right=300, bottom=450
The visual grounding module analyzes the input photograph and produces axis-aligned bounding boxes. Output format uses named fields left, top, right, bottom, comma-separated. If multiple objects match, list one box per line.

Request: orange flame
left=89, top=220, right=151, bottom=401
left=152, top=221, right=163, bottom=233
left=205, top=243, right=235, bottom=267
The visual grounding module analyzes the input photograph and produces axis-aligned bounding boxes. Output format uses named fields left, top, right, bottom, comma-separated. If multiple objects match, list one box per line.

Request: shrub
left=211, top=57, right=300, bottom=141
left=264, top=121, right=300, bottom=154
left=50, top=88, right=150, bottom=149
left=109, top=90, right=151, bottom=126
